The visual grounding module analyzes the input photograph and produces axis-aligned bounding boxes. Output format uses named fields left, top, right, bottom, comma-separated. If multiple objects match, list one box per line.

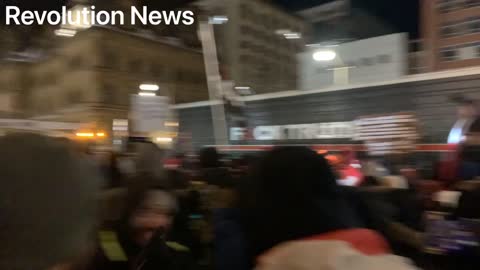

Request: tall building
left=0, top=26, right=208, bottom=135
left=297, top=0, right=395, bottom=44
left=421, top=0, right=480, bottom=72
left=195, top=0, right=308, bottom=94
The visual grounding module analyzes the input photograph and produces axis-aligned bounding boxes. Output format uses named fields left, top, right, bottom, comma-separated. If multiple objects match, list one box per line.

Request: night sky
left=1, top=0, right=420, bottom=37
left=274, top=0, right=419, bottom=37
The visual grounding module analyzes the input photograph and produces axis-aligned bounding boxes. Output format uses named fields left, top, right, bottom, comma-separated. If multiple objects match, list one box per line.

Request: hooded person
left=90, top=177, right=195, bottom=270
left=240, top=147, right=417, bottom=270
left=0, top=133, right=101, bottom=270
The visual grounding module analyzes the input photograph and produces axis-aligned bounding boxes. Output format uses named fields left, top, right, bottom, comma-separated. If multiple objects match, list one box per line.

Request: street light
left=55, top=28, right=77, bottom=37
left=209, top=15, right=229, bottom=25
left=234, top=86, right=255, bottom=96
left=139, top=84, right=160, bottom=91
left=313, top=50, right=337, bottom=62
left=275, top=29, right=302, bottom=40
left=312, top=50, right=353, bottom=86
left=138, top=92, right=156, bottom=97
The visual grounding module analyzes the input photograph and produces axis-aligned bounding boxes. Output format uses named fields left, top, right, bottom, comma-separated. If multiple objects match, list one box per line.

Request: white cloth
left=433, top=191, right=462, bottom=208
left=448, top=119, right=472, bottom=144
left=256, top=241, right=418, bottom=270
left=381, top=176, right=409, bottom=189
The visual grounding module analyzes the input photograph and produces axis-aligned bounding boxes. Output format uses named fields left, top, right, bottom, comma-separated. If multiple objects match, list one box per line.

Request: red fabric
left=339, top=165, right=364, bottom=187
left=164, top=158, right=181, bottom=169
left=304, top=229, right=390, bottom=255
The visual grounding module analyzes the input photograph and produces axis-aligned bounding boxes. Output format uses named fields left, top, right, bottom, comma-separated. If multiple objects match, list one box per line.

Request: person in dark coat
left=90, top=181, right=195, bottom=270
left=240, top=147, right=364, bottom=262
left=0, top=133, right=101, bottom=270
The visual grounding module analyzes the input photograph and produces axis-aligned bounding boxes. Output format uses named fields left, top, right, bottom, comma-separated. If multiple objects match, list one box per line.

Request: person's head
left=199, top=147, right=221, bottom=168
left=451, top=94, right=478, bottom=119
left=0, top=133, right=101, bottom=270
left=244, top=147, right=360, bottom=256
left=255, top=147, right=339, bottom=200
left=459, top=100, right=477, bottom=119
left=126, top=185, right=177, bottom=247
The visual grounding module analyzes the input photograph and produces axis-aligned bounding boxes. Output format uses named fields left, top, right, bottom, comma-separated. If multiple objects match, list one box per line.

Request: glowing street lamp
left=313, top=50, right=337, bottom=62
left=54, top=28, right=77, bottom=37
left=209, top=15, right=229, bottom=25
left=138, top=92, right=156, bottom=97
left=139, top=84, right=160, bottom=91
left=312, top=50, right=352, bottom=85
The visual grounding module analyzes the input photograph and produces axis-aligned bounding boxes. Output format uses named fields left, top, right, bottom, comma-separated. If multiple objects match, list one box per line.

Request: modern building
left=195, top=0, right=308, bottom=94
left=421, top=0, right=480, bottom=72
left=296, top=0, right=395, bottom=44
left=298, top=33, right=409, bottom=90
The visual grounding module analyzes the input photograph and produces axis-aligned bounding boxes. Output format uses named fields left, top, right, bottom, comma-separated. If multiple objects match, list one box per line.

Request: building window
left=240, top=4, right=249, bottom=18
left=101, top=86, right=116, bottom=105
left=467, top=17, right=480, bottom=33
left=441, top=24, right=458, bottom=37
left=103, top=51, right=117, bottom=69
left=240, top=40, right=250, bottom=50
left=440, top=47, right=458, bottom=61
left=152, top=64, right=164, bottom=77
left=377, top=54, right=392, bottom=64
left=360, top=58, right=374, bottom=66
left=69, top=55, right=84, bottom=69
left=465, top=0, right=480, bottom=8
left=344, top=61, right=356, bottom=67
left=128, top=59, right=141, bottom=73
left=67, top=91, right=82, bottom=104
left=438, top=0, right=459, bottom=13
left=240, top=25, right=251, bottom=36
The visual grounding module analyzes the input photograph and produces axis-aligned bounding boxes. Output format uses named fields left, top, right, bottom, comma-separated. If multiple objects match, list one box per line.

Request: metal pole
left=199, top=21, right=229, bottom=146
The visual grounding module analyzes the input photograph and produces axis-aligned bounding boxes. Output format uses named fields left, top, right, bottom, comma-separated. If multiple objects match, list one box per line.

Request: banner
left=130, top=95, right=171, bottom=134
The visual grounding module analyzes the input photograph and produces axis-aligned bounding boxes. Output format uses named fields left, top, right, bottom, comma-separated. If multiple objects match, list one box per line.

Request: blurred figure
left=448, top=95, right=480, bottom=181
left=0, top=133, right=101, bottom=270
left=199, top=147, right=222, bottom=169
left=243, top=147, right=362, bottom=257
left=91, top=182, right=194, bottom=270
left=448, top=95, right=479, bottom=144
left=241, top=147, right=416, bottom=270
left=199, top=147, right=233, bottom=188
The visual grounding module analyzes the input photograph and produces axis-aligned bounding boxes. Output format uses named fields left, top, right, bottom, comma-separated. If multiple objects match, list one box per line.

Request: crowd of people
left=1, top=132, right=479, bottom=270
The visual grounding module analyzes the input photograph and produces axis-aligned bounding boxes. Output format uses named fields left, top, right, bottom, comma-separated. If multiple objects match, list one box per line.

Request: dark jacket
left=213, top=208, right=249, bottom=270
left=89, top=229, right=195, bottom=270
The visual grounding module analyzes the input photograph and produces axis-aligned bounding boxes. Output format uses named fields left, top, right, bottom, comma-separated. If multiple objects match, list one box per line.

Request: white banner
left=231, top=122, right=355, bottom=141
left=131, top=95, right=170, bottom=134
left=0, top=119, right=82, bottom=131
